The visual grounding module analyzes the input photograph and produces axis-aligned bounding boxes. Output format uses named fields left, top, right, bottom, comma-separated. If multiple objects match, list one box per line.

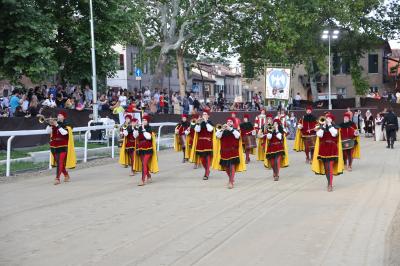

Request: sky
left=389, top=40, right=400, bottom=49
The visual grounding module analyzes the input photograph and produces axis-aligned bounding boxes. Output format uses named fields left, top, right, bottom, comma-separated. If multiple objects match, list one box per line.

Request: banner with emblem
left=265, top=68, right=291, bottom=100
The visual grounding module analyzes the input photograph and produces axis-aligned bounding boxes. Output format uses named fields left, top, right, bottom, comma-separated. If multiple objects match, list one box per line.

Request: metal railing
left=0, top=122, right=177, bottom=177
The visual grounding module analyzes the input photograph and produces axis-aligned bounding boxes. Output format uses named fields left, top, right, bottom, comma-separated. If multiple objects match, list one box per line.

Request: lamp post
left=321, top=30, right=339, bottom=110
left=89, top=0, right=98, bottom=121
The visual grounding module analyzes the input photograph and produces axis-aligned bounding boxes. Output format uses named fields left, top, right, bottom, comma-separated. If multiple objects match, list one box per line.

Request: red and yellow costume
left=174, top=114, right=190, bottom=162
left=133, top=115, right=159, bottom=185
left=339, top=112, right=361, bottom=171
left=312, top=113, right=344, bottom=192
left=294, top=106, right=318, bottom=163
left=256, top=113, right=273, bottom=161
left=240, top=114, right=256, bottom=163
left=190, top=110, right=216, bottom=179
left=212, top=118, right=246, bottom=188
left=48, top=111, right=76, bottom=185
left=263, top=119, right=289, bottom=180
left=119, top=115, right=138, bottom=174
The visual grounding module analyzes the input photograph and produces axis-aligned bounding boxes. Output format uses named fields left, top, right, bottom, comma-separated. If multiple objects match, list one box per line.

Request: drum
left=244, top=135, right=257, bottom=149
left=342, top=139, right=355, bottom=150
left=302, top=135, right=316, bottom=149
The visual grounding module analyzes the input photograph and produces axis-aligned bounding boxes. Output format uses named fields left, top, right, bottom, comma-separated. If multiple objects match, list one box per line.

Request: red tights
left=140, top=154, right=152, bottom=182
left=53, top=151, right=68, bottom=180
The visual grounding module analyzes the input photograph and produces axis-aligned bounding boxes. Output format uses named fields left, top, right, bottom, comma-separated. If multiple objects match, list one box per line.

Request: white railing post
left=111, top=127, right=115, bottom=158
left=6, top=136, right=15, bottom=177
left=157, top=125, right=164, bottom=151
left=84, top=130, right=90, bottom=163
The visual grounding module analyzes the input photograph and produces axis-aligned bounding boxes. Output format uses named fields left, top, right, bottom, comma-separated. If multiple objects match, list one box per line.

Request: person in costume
left=279, top=110, right=289, bottom=134
left=294, top=105, right=318, bottom=164
left=190, top=110, right=214, bottom=180
left=119, top=114, right=138, bottom=175
left=185, top=114, right=200, bottom=169
left=231, top=111, right=241, bottom=128
left=339, top=112, right=360, bottom=171
left=287, top=112, right=298, bottom=140
left=133, top=115, right=159, bottom=186
left=46, top=111, right=76, bottom=185
left=174, top=114, right=190, bottom=163
left=240, top=114, right=256, bottom=163
left=364, top=110, right=374, bottom=137
left=254, top=108, right=268, bottom=131
left=214, top=117, right=246, bottom=189
left=382, top=108, right=399, bottom=149
left=256, top=113, right=273, bottom=161
left=312, top=113, right=344, bottom=192
left=263, top=119, right=289, bottom=181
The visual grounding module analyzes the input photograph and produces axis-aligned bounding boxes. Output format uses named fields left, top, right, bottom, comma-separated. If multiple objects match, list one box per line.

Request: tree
left=227, top=0, right=392, bottom=102
left=1, top=0, right=134, bottom=87
left=132, top=0, right=231, bottom=96
left=0, top=0, right=57, bottom=83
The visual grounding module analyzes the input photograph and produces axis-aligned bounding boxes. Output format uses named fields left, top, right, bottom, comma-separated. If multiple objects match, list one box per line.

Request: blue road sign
left=135, top=68, right=142, bottom=77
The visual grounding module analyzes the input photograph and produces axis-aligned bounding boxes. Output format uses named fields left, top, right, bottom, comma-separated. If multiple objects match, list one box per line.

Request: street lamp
left=321, top=29, right=339, bottom=110
left=89, top=0, right=98, bottom=121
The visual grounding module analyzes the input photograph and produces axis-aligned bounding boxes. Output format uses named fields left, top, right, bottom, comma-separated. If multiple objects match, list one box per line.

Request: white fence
left=0, top=122, right=177, bottom=177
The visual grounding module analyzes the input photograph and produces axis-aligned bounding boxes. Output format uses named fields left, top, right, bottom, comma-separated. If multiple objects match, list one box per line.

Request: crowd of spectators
left=2, top=84, right=399, bottom=119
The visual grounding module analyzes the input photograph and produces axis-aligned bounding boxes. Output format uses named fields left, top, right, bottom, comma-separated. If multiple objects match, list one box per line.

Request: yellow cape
left=212, top=134, right=246, bottom=172
left=133, top=132, right=159, bottom=173
left=50, top=126, right=76, bottom=169
left=189, top=130, right=217, bottom=164
left=353, top=135, right=361, bottom=159
left=118, top=137, right=138, bottom=167
left=293, top=128, right=305, bottom=151
left=257, top=138, right=267, bottom=161
left=311, top=132, right=344, bottom=175
left=263, top=135, right=289, bottom=168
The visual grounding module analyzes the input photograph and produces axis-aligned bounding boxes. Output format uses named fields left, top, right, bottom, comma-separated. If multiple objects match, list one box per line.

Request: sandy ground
left=0, top=138, right=399, bottom=266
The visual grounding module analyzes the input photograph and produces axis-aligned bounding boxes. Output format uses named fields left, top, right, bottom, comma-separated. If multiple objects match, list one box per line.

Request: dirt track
left=0, top=138, right=399, bottom=266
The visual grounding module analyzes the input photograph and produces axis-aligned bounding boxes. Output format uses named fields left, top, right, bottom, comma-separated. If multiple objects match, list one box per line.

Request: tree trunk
left=151, top=52, right=168, bottom=89
left=308, top=60, right=319, bottom=103
left=355, top=95, right=361, bottom=108
left=176, top=48, right=187, bottom=97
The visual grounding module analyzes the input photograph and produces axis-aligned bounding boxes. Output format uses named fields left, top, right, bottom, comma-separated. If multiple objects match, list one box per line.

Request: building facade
left=106, top=45, right=192, bottom=92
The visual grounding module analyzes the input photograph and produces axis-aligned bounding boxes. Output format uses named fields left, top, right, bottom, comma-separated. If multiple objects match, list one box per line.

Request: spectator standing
left=188, top=93, right=194, bottom=114
left=48, top=85, right=57, bottom=99
left=27, top=95, right=40, bottom=116
left=149, top=97, right=157, bottom=114
left=193, top=96, right=200, bottom=113
left=396, top=91, right=400, bottom=104
left=182, top=93, right=189, bottom=115
left=217, top=92, right=224, bottom=111
left=9, top=89, right=22, bottom=116
left=294, top=92, right=302, bottom=107
left=159, top=92, right=165, bottom=113
left=42, top=94, right=57, bottom=108
left=84, top=85, right=93, bottom=104
left=172, top=92, right=181, bottom=114
left=98, top=94, right=109, bottom=111
left=21, top=93, right=29, bottom=112
left=118, top=91, right=128, bottom=108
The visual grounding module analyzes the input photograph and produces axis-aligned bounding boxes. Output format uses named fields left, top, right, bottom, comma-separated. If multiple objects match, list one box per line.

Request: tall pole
left=89, top=0, right=98, bottom=121
left=328, top=34, right=332, bottom=110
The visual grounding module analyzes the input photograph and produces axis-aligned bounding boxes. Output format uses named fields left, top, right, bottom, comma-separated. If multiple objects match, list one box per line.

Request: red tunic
left=317, top=127, right=339, bottom=160
left=50, top=126, right=69, bottom=149
left=137, top=126, right=153, bottom=155
left=219, top=130, right=240, bottom=165
left=340, top=123, right=357, bottom=140
left=196, top=122, right=213, bottom=155
left=266, top=132, right=285, bottom=158
left=125, top=130, right=136, bottom=150
left=300, top=119, right=317, bottom=136
left=177, top=122, right=190, bottom=136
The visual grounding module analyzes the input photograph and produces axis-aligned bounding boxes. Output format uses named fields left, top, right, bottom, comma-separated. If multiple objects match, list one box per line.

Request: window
left=368, top=54, right=379, bottom=73
left=333, top=54, right=350, bottom=75
left=131, top=52, right=137, bottom=74
left=369, top=86, right=378, bottom=93
left=337, top=87, right=346, bottom=97
left=119, top=54, right=124, bottom=70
